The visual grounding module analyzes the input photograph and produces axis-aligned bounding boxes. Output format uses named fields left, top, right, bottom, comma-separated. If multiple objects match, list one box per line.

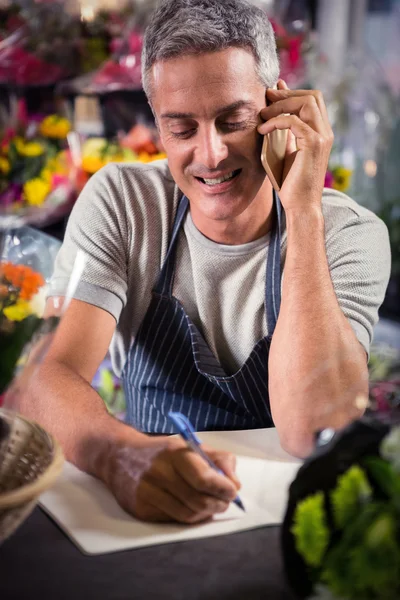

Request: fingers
left=205, top=447, right=241, bottom=489
left=135, top=480, right=200, bottom=523
left=262, top=82, right=333, bottom=142
left=258, top=114, right=322, bottom=150
left=172, top=447, right=239, bottom=502
left=146, top=456, right=230, bottom=516
left=268, top=83, right=330, bottom=124
left=260, top=95, right=327, bottom=136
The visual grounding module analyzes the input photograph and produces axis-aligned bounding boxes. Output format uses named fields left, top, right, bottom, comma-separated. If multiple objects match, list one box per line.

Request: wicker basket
left=0, top=408, right=64, bottom=543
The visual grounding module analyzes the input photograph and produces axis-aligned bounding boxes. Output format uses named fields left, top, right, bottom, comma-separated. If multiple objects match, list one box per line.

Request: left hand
left=258, top=80, right=334, bottom=212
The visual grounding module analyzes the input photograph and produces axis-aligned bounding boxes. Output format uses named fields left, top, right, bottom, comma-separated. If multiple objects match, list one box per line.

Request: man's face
left=150, top=48, right=270, bottom=231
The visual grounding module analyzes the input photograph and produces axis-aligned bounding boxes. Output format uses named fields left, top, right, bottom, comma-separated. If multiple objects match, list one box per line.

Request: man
left=15, top=0, right=390, bottom=524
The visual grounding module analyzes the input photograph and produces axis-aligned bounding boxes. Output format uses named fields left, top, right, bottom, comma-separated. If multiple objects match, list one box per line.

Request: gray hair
left=141, top=0, right=279, bottom=100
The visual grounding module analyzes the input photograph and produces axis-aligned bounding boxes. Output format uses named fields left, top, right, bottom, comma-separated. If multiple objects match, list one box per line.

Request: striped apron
left=122, top=190, right=282, bottom=434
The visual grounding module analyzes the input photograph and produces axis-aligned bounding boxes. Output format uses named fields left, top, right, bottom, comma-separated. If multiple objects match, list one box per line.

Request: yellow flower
left=332, top=167, right=352, bottom=192
left=14, top=137, right=45, bottom=157
left=82, top=155, right=107, bottom=174
left=3, top=300, right=32, bottom=322
left=23, top=177, right=51, bottom=206
left=46, top=154, right=66, bottom=174
left=0, top=156, right=10, bottom=173
left=39, top=115, right=71, bottom=139
left=149, top=152, right=167, bottom=161
left=40, top=168, right=52, bottom=182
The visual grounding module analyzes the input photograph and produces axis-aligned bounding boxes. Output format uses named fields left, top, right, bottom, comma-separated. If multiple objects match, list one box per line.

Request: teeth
left=202, top=171, right=236, bottom=185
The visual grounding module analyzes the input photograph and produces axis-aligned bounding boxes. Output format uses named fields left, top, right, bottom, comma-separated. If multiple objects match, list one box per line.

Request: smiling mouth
left=195, top=169, right=242, bottom=186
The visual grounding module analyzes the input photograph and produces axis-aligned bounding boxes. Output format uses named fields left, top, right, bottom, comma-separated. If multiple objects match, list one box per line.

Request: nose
left=195, top=126, right=229, bottom=170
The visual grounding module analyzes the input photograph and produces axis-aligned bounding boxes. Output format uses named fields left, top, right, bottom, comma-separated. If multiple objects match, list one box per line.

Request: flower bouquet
left=0, top=1, right=81, bottom=86
left=0, top=101, right=80, bottom=228
left=81, top=126, right=166, bottom=177
left=57, top=26, right=144, bottom=97
left=0, top=226, right=61, bottom=399
left=282, top=406, right=400, bottom=600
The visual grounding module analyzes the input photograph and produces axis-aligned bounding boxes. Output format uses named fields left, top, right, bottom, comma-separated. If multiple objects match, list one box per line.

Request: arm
left=259, top=82, right=389, bottom=457
left=8, top=161, right=239, bottom=522
left=10, top=296, right=239, bottom=522
left=268, top=208, right=369, bottom=458
left=13, top=297, right=142, bottom=479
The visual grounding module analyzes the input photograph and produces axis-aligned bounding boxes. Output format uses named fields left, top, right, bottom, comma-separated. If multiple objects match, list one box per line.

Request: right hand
left=104, top=436, right=241, bottom=524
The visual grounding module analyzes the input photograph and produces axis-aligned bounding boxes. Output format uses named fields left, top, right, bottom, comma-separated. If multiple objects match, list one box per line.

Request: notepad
left=39, top=428, right=301, bottom=555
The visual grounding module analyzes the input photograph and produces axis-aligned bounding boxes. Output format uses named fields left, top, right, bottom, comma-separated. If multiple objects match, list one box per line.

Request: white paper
left=39, top=428, right=301, bottom=555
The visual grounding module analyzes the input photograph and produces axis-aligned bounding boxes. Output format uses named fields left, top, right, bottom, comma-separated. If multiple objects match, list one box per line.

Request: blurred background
left=0, top=0, right=399, bottom=414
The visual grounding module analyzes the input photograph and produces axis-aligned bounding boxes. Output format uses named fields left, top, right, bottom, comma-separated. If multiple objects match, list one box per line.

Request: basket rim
left=0, top=410, right=64, bottom=509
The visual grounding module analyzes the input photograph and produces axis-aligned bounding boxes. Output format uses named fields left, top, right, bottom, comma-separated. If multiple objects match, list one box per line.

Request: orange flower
left=1, top=262, right=44, bottom=302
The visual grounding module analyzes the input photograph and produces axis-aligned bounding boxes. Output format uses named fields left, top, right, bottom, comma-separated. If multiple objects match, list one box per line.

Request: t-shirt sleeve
left=48, top=163, right=129, bottom=321
left=326, top=213, right=391, bottom=357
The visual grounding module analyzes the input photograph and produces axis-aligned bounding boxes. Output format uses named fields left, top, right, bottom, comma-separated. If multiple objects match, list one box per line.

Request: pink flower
left=324, top=171, right=334, bottom=188
left=288, top=38, right=301, bottom=69
left=16, top=99, right=28, bottom=127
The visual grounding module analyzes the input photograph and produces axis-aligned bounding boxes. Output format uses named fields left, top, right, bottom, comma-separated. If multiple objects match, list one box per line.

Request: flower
left=292, top=492, right=330, bottom=568
left=3, top=300, right=32, bottom=322
left=1, top=262, right=44, bottom=301
left=39, top=115, right=71, bottom=139
left=23, top=177, right=51, bottom=206
left=324, top=171, right=334, bottom=188
left=332, top=167, right=352, bottom=192
left=0, top=157, right=10, bottom=174
left=14, top=137, right=45, bottom=157
left=284, top=417, right=400, bottom=600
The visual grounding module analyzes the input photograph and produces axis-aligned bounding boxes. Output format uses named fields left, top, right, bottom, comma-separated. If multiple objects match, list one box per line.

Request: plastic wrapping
left=0, top=226, right=61, bottom=397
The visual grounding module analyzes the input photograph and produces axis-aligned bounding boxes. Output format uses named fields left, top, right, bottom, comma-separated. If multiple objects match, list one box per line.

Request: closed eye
left=170, top=122, right=248, bottom=140
left=170, top=129, right=197, bottom=139
left=220, top=121, right=248, bottom=131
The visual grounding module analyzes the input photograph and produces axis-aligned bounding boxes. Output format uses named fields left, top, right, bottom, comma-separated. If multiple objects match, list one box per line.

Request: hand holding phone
left=258, top=81, right=333, bottom=210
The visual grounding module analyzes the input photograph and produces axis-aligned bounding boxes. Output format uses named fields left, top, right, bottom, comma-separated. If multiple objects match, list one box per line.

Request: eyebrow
left=160, top=100, right=257, bottom=120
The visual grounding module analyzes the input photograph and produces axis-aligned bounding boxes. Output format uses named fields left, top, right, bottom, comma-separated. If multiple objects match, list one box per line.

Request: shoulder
left=321, top=189, right=390, bottom=272
left=321, top=188, right=387, bottom=233
left=321, top=188, right=389, bottom=248
left=89, top=158, right=178, bottom=208
left=72, top=159, right=180, bottom=236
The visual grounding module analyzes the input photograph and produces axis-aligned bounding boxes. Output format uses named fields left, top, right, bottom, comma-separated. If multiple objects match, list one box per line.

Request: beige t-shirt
left=49, top=160, right=391, bottom=376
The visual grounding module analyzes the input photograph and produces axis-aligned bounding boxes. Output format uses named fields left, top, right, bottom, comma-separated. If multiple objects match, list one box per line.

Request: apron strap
left=265, top=189, right=282, bottom=335
left=154, top=195, right=189, bottom=296
left=155, top=190, right=282, bottom=337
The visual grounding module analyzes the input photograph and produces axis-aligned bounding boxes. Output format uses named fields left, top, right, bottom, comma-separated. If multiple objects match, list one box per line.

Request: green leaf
left=330, top=465, right=372, bottom=530
left=380, top=427, right=400, bottom=473
left=364, top=456, right=400, bottom=509
left=0, top=315, right=43, bottom=394
left=349, top=513, right=400, bottom=598
left=291, top=492, right=330, bottom=568
left=322, top=502, right=385, bottom=598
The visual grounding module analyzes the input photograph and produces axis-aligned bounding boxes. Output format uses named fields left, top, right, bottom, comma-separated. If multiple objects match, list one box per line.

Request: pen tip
left=235, top=498, right=246, bottom=512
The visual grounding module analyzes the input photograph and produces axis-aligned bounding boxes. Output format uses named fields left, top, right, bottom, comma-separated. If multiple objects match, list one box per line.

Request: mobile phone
left=260, top=86, right=289, bottom=192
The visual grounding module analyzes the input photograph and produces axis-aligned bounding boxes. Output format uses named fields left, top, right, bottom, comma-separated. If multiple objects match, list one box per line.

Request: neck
left=190, top=178, right=274, bottom=245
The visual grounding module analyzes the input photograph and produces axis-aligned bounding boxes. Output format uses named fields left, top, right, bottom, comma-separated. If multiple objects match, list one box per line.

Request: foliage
left=291, top=427, right=400, bottom=600
left=330, top=465, right=372, bottom=529
left=292, top=492, right=330, bottom=568
left=0, top=261, right=45, bottom=394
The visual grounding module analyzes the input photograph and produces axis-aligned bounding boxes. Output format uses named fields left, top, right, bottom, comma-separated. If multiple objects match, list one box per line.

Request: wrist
left=285, top=204, right=325, bottom=235
left=80, top=416, right=153, bottom=484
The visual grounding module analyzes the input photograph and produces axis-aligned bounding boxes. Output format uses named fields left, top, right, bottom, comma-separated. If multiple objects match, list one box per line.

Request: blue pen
left=168, top=411, right=246, bottom=512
